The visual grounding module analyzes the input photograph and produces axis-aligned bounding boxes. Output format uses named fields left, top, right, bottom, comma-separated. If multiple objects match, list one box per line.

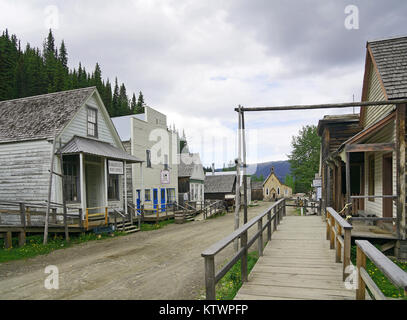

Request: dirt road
left=0, top=201, right=277, bottom=300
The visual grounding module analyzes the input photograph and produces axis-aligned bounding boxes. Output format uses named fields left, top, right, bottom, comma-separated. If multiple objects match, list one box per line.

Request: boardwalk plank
left=234, top=215, right=355, bottom=300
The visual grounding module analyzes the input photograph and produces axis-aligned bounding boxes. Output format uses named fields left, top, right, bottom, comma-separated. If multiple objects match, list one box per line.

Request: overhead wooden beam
left=345, top=143, right=395, bottom=153
left=235, top=99, right=407, bottom=112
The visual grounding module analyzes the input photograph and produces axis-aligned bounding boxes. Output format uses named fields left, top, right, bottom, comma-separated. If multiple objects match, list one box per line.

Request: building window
left=108, top=175, right=120, bottom=200
left=277, top=187, right=280, bottom=195
left=167, top=188, right=176, bottom=204
left=146, top=150, right=152, bottom=168
left=164, top=154, right=168, bottom=170
left=145, top=189, right=151, bottom=201
left=63, top=155, right=80, bottom=202
left=368, top=155, right=375, bottom=202
left=266, top=188, right=269, bottom=195
left=87, top=107, right=98, bottom=137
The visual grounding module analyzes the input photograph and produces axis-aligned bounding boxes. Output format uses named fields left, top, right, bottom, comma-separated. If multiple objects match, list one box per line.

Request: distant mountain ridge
left=247, top=161, right=291, bottom=183
left=216, top=160, right=291, bottom=184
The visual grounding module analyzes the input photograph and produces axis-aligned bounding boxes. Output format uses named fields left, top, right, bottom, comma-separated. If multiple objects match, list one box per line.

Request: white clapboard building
left=112, top=106, right=179, bottom=212
left=0, top=87, right=142, bottom=216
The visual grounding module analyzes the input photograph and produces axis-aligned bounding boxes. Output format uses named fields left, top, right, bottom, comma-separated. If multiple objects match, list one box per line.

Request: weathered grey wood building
left=318, top=36, right=407, bottom=257
left=0, top=87, right=142, bottom=217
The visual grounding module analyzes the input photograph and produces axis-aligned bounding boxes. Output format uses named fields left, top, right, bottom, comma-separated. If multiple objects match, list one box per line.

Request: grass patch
left=140, top=219, right=175, bottom=231
left=351, top=245, right=407, bottom=299
left=0, top=231, right=125, bottom=263
left=216, top=251, right=259, bottom=300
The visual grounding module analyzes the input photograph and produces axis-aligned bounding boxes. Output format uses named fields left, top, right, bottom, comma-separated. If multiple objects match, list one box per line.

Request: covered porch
left=60, top=136, right=143, bottom=223
left=330, top=111, right=401, bottom=240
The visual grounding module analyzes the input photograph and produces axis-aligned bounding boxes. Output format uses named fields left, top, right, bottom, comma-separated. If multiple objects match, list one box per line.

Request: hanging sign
left=108, top=160, right=124, bottom=175
left=161, top=170, right=170, bottom=184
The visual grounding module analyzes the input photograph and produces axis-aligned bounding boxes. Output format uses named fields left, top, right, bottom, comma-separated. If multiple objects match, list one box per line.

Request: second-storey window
left=146, top=150, right=152, bottom=168
left=87, top=107, right=98, bottom=137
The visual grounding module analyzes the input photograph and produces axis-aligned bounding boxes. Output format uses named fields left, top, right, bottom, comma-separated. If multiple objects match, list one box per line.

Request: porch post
left=104, top=158, right=108, bottom=208
left=396, top=104, right=406, bottom=240
left=80, top=152, right=86, bottom=217
left=140, top=162, right=144, bottom=206
left=345, top=152, right=351, bottom=216
left=124, top=160, right=128, bottom=215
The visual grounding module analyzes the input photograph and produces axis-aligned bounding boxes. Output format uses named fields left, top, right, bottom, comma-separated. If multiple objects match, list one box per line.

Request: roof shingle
left=0, top=87, right=95, bottom=143
left=369, top=36, right=407, bottom=99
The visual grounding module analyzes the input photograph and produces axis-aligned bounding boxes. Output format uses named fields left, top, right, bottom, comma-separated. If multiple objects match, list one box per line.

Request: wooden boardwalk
left=234, top=215, right=355, bottom=300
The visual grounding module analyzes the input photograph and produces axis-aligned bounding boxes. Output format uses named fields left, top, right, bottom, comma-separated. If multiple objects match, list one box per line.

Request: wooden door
left=382, top=154, right=393, bottom=218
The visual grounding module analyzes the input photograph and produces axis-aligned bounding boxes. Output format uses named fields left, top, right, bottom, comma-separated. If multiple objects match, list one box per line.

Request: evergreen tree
left=0, top=28, right=147, bottom=117
left=112, top=77, right=120, bottom=117
left=118, top=83, right=129, bottom=115
left=130, top=93, right=137, bottom=114
left=58, top=40, right=68, bottom=70
left=135, top=91, right=145, bottom=113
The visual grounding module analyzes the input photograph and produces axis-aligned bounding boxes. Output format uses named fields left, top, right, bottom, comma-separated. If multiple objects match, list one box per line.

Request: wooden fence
left=325, top=207, right=353, bottom=280
left=201, top=198, right=286, bottom=300
left=356, top=240, right=407, bottom=300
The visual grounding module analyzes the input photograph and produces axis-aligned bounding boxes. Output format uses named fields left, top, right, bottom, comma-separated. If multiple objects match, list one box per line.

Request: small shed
left=204, top=174, right=236, bottom=201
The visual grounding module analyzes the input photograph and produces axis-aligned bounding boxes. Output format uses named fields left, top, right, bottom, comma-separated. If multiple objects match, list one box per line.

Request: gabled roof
left=60, top=136, right=142, bottom=163
left=0, top=87, right=96, bottom=143
left=262, top=170, right=291, bottom=190
left=368, top=36, right=407, bottom=100
left=204, top=174, right=236, bottom=194
left=317, top=114, right=360, bottom=136
left=251, top=181, right=263, bottom=190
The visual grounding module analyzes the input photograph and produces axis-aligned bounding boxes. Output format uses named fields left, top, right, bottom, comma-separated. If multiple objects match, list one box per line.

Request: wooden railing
left=201, top=199, right=286, bottom=300
left=326, top=207, right=353, bottom=280
left=85, top=206, right=108, bottom=231
left=356, top=240, right=407, bottom=300
left=0, top=200, right=84, bottom=248
left=202, top=200, right=224, bottom=220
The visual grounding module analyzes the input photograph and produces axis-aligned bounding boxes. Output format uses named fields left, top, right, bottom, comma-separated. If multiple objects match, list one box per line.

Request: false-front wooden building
left=0, top=87, right=142, bottom=219
left=318, top=36, right=407, bottom=257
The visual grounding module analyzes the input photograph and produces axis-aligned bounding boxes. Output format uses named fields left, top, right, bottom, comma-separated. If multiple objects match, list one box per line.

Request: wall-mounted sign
left=312, top=179, right=321, bottom=187
left=161, top=170, right=170, bottom=184
left=108, top=160, right=124, bottom=175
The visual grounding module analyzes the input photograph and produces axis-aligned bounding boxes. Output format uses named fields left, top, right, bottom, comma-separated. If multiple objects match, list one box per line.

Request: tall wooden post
left=241, top=108, right=248, bottom=224
left=396, top=103, right=406, bottom=240
left=345, top=152, right=351, bottom=216
left=234, top=106, right=242, bottom=252
left=44, top=137, right=57, bottom=245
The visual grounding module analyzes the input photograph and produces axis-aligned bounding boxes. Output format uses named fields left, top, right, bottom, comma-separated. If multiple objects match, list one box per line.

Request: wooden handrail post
left=78, top=208, right=83, bottom=230
left=204, top=255, right=216, bottom=300
left=326, top=211, right=330, bottom=240
left=356, top=246, right=366, bottom=300
left=241, top=230, right=248, bottom=282
left=335, top=224, right=342, bottom=263
left=19, top=203, right=26, bottom=230
left=258, top=218, right=263, bottom=256
left=85, top=208, right=89, bottom=231
left=273, top=206, right=277, bottom=231
left=283, top=199, right=286, bottom=217
left=267, top=210, right=272, bottom=241
left=114, top=210, right=117, bottom=231
left=63, top=203, right=69, bottom=242
left=52, top=207, right=57, bottom=224
left=105, top=207, right=108, bottom=225
left=330, top=218, right=335, bottom=249
left=343, top=228, right=351, bottom=281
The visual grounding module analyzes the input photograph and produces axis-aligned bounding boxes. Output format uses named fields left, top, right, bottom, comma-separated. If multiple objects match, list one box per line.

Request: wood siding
left=363, top=121, right=397, bottom=217
left=0, top=140, right=52, bottom=204
left=59, top=94, right=120, bottom=147
left=364, top=64, right=394, bottom=128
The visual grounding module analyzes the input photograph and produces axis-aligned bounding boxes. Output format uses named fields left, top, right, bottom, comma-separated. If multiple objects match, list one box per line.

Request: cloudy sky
left=1, top=0, right=406, bottom=167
